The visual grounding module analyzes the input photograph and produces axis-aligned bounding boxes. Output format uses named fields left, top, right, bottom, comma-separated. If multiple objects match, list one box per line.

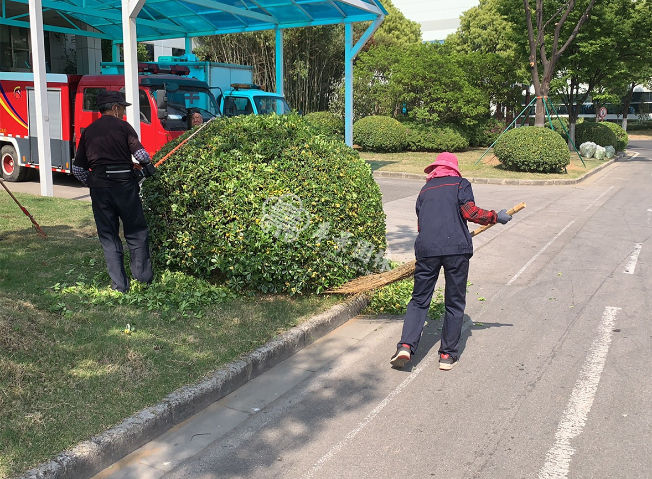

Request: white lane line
left=624, top=243, right=643, bottom=274
left=304, top=351, right=437, bottom=478
left=303, top=319, right=473, bottom=479
left=583, top=186, right=614, bottom=212
left=538, top=306, right=620, bottom=479
left=507, top=221, right=575, bottom=286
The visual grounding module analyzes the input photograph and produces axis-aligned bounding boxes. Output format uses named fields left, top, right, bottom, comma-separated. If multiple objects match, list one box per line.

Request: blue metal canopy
left=2, top=0, right=386, bottom=41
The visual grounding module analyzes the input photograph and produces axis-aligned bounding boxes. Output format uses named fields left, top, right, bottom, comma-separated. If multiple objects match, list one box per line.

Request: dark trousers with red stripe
left=90, top=182, right=153, bottom=293
left=397, top=254, right=471, bottom=359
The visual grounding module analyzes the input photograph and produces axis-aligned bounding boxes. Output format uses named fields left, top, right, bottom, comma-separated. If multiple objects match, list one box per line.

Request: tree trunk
left=621, top=82, right=636, bottom=132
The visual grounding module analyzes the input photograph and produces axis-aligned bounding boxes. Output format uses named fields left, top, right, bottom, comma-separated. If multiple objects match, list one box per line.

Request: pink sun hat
left=424, top=152, right=461, bottom=176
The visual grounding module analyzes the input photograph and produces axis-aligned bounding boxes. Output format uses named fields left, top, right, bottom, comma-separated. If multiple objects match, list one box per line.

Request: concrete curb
left=18, top=293, right=370, bottom=479
left=372, top=152, right=626, bottom=185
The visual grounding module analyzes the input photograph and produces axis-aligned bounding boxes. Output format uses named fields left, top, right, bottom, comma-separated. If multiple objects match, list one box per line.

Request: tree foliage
left=194, top=1, right=420, bottom=114
left=330, top=43, right=488, bottom=125
left=499, top=0, right=597, bottom=127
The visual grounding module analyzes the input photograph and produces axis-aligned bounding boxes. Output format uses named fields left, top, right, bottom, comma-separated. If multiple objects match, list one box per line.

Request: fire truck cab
left=0, top=64, right=218, bottom=181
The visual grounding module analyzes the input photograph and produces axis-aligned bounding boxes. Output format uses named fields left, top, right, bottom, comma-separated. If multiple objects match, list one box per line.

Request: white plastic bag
left=604, top=145, right=616, bottom=159
left=579, top=141, right=597, bottom=158
left=594, top=145, right=606, bottom=160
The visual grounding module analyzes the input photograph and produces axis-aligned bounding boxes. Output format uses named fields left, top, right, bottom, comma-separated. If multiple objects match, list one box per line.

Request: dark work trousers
left=90, top=182, right=153, bottom=293
left=398, top=254, right=471, bottom=359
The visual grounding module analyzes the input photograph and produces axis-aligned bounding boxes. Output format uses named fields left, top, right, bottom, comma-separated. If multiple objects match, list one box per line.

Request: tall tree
left=446, top=0, right=529, bottom=120
left=194, top=1, right=421, bottom=114
left=500, top=0, right=597, bottom=127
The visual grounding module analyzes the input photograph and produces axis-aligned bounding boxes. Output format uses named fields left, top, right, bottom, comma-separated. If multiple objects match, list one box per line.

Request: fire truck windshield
left=153, top=86, right=219, bottom=131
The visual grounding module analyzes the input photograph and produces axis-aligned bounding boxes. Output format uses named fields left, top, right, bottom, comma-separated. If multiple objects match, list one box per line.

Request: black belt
left=91, top=165, right=135, bottom=181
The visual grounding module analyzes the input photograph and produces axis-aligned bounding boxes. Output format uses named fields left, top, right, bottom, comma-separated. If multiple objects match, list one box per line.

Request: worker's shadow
left=394, top=314, right=513, bottom=371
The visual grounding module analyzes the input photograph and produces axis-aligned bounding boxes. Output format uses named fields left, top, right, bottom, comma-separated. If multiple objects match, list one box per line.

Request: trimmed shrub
left=575, top=122, right=618, bottom=149
left=493, top=126, right=570, bottom=173
left=545, top=117, right=570, bottom=140
left=353, top=115, right=408, bottom=152
left=601, top=121, right=628, bottom=151
left=304, top=111, right=344, bottom=138
left=462, top=118, right=507, bottom=147
left=404, top=122, right=469, bottom=152
left=142, top=114, right=387, bottom=294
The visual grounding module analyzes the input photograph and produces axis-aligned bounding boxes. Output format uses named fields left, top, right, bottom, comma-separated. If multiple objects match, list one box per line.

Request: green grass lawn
left=360, top=147, right=612, bottom=180
left=0, top=191, right=338, bottom=478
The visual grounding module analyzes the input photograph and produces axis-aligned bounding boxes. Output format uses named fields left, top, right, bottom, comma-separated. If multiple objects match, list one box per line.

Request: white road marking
left=583, top=186, right=613, bottom=212
left=304, top=320, right=474, bottom=479
left=538, top=306, right=620, bottom=479
left=624, top=243, right=643, bottom=274
left=507, top=221, right=575, bottom=286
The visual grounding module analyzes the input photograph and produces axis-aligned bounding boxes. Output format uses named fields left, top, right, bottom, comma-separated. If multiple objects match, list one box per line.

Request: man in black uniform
left=72, top=90, right=155, bottom=293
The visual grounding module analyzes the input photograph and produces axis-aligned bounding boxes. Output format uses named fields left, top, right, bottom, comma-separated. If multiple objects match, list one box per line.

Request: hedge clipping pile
left=141, top=114, right=387, bottom=294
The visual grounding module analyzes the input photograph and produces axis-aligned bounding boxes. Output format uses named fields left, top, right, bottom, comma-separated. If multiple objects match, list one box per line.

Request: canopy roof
left=3, top=0, right=386, bottom=41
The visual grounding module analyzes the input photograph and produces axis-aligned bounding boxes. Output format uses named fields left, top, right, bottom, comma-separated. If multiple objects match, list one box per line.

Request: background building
left=391, top=0, right=479, bottom=42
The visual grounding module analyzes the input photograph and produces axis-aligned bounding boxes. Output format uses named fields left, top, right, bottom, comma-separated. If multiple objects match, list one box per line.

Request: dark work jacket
left=414, top=176, right=475, bottom=259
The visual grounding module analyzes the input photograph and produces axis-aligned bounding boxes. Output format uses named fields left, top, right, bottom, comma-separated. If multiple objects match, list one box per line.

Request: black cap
left=97, top=90, right=131, bottom=108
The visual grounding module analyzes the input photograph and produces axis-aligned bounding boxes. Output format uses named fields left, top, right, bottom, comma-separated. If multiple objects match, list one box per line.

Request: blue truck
left=100, top=57, right=291, bottom=118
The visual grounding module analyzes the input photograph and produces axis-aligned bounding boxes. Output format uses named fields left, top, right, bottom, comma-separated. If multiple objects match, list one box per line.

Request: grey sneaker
left=390, top=344, right=411, bottom=368
left=439, top=353, right=458, bottom=370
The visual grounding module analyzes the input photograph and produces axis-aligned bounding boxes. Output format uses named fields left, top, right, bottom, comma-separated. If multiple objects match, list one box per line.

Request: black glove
left=497, top=209, right=512, bottom=224
left=142, top=162, right=156, bottom=178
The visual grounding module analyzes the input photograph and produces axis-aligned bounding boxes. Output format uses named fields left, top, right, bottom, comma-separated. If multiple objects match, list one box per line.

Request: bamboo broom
left=326, top=202, right=526, bottom=294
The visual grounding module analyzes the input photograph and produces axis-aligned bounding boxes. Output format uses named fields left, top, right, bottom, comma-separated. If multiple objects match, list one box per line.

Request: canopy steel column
left=275, top=28, right=284, bottom=114
left=344, top=17, right=383, bottom=147
left=28, top=0, right=53, bottom=196
left=275, top=29, right=283, bottom=96
left=122, top=0, right=146, bottom=135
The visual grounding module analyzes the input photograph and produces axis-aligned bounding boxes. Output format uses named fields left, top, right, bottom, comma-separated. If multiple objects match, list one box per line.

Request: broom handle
left=0, top=178, right=48, bottom=238
left=470, top=202, right=526, bottom=237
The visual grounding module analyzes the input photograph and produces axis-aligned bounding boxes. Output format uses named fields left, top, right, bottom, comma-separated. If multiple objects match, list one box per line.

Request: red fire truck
left=0, top=64, right=219, bottom=181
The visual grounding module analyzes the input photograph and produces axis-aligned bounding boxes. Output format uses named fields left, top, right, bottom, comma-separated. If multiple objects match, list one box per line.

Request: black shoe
left=390, top=344, right=411, bottom=368
left=439, top=353, right=458, bottom=370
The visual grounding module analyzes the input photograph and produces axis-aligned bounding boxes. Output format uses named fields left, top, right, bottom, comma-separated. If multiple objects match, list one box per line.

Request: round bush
left=493, top=126, right=570, bottom=173
left=545, top=117, right=570, bottom=140
left=142, top=114, right=386, bottom=294
left=404, top=122, right=469, bottom=152
left=353, top=116, right=407, bottom=152
left=601, top=121, right=628, bottom=151
left=304, top=111, right=344, bottom=138
left=575, top=122, right=618, bottom=149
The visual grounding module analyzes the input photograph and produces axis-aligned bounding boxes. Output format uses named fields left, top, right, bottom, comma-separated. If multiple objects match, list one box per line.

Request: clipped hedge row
left=404, top=122, right=469, bottom=152
left=493, top=126, right=570, bottom=172
left=142, top=114, right=387, bottom=294
left=601, top=121, right=628, bottom=151
left=353, top=116, right=408, bottom=152
left=463, top=118, right=507, bottom=147
left=575, top=122, right=617, bottom=149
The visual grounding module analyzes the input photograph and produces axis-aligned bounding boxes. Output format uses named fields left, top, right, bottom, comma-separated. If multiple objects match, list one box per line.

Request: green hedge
left=142, top=114, right=387, bottom=294
left=463, top=118, right=507, bottom=147
left=575, top=122, right=618, bottom=149
left=304, top=111, right=345, bottom=138
left=404, top=122, right=469, bottom=152
left=353, top=116, right=408, bottom=152
left=545, top=117, right=570, bottom=140
left=602, top=121, right=629, bottom=151
left=493, top=126, right=570, bottom=173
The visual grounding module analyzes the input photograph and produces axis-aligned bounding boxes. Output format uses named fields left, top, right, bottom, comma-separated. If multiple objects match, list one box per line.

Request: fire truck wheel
left=1, top=145, right=29, bottom=182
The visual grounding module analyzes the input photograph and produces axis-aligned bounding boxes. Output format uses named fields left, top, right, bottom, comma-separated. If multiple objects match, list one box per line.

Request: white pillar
left=28, top=0, right=53, bottom=196
left=122, top=0, right=146, bottom=135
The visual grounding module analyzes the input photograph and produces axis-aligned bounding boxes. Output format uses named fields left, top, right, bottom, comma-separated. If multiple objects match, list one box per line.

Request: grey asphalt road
left=156, top=140, right=652, bottom=479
